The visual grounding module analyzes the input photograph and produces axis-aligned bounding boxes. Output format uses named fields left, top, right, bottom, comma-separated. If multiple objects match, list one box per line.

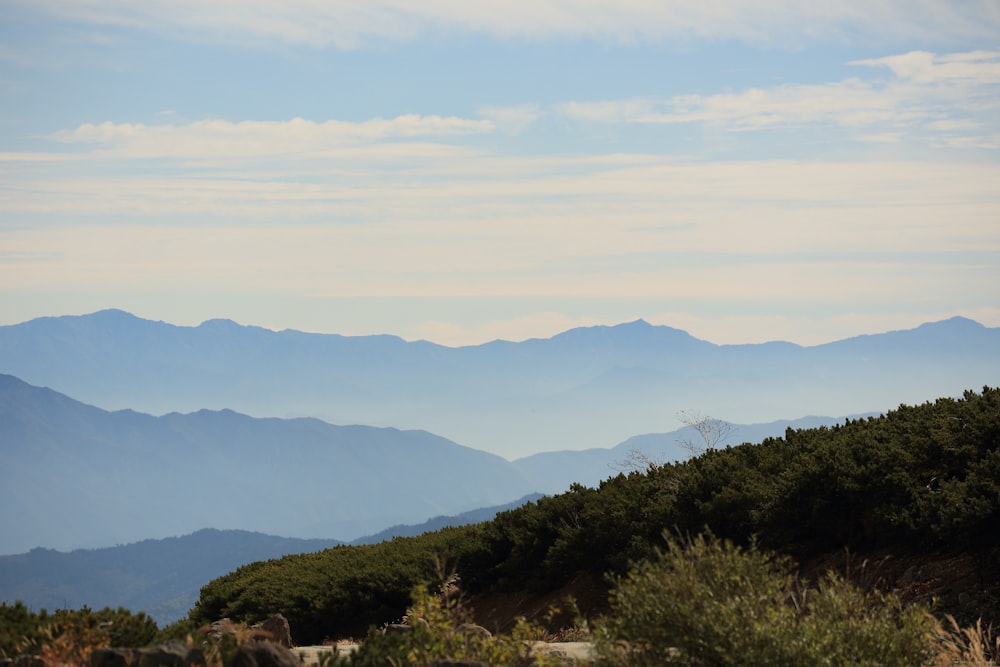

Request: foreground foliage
left=591, top=532, right=935, bottom=666
left=0, top=603, right=158, bottom=659
left=340, top=573, right=568, bottom=667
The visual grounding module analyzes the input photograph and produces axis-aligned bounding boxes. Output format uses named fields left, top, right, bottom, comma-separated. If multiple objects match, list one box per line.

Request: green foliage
left=191, top=387, right=1000, bottom=644
left=154, top=617, right=201, bottom=643
left=0, top=601, right=42, bottom=657
left=474, top=385, right=1000, bottom=596
left=340, top=575, right=567, bottom=667
left=192, top=524, right=490, bottom=642
left=0, top=602, right=158, bottom=658
left=590, top=532, right=936, bottom=666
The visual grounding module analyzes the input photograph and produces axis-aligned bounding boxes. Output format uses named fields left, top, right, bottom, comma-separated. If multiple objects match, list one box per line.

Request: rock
left=457, top=623, right=491, bottom=640
left=90, top=647, right=139, bottom=667
left=229, top=642, right=301, bottom=667
left=137, top=641, right=206, bottom=667
left=89, top=641, right=206, bottom=667
left=254, top=614, right=293, bottom=647
left=208, top=618, right=240, bottom=642
left=383, top=618, right=430, bottom=635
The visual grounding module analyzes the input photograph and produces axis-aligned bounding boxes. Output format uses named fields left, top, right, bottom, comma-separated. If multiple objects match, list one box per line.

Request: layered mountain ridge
left=1, top=310, right=995, bottom=458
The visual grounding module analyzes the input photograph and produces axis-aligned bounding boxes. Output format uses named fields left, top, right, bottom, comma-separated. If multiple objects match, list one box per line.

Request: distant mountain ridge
left=0, top=374, right=539, bottom=554
left=1, top=374, right=859, bottom=556
left=349, top=493, right=545, bottom=545
left=510, top=414, right=877, bottom=493
left=0, top=529, right=342, bottom=626
left=0, top=493, right=546, bottom=628
left=0, top=310, right=995, bottom=458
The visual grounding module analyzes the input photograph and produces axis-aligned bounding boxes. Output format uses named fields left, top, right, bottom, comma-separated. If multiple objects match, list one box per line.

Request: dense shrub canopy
left=191, top=387, right=1000, bottom=644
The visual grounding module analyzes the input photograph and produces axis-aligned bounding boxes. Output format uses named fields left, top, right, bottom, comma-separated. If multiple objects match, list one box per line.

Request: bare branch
left=611, top=447, right=664, bottom=474
left=676, top=410, right=736, bottom=455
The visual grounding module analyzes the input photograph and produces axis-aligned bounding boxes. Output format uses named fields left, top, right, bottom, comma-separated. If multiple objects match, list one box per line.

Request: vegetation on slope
left=190, top=387, right=1000, bottom=644
left=0, top=603, right=158, bottom=659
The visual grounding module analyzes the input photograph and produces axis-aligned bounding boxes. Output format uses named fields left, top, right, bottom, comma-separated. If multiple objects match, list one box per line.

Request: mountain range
left=0, top=373, right=539, bottom=553
left=0, top=495, right=550, bottom=627
left=0, top=529, right=342, bottom=626
left=0, top=373, right=846, bottom=554
left=2, top=310, right=996, bottom=459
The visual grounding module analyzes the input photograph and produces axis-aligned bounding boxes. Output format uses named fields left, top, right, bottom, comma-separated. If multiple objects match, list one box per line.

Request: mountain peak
left=918, top=316, right=985, bottom=331
left=198, top=318, right=244, bottom=330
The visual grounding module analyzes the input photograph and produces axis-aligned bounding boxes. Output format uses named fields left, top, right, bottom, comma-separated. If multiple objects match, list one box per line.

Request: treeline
left=192, top=387, right=1000, bottom=643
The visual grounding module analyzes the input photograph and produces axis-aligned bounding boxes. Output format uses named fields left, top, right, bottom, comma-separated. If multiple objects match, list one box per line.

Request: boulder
left=228, top=642, right=301, bottom=667
left=253, top=615, right=293, bottom=648
left=137, top=641, right=206, bottom=667
left=89, top=642, right=206, bottom=667
left=90, top=647, right=139, bottom=667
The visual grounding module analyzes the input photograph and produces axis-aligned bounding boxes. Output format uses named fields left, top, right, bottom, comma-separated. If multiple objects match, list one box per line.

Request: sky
left=1, top=1, right=998, bottom=347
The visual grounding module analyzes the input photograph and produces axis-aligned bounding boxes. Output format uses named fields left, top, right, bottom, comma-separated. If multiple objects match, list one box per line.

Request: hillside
left=0, top=374, right=538, bottom=553
left=1, top=310, right=996, bottom=458
left=0, top=530, right=341, bottom=626
left=0, top=496, right=547, bottom=627
left=189, top=387, right=1000, bottom=644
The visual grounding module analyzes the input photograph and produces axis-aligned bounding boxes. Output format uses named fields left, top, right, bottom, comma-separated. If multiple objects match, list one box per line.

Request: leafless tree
left=611, top=447, right=666, bottom=474
left=676, top=409, right=736, bottom=455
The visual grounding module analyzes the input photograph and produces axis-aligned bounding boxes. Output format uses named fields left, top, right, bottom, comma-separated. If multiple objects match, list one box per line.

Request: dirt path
left=294, top=642, right=595, bottom=665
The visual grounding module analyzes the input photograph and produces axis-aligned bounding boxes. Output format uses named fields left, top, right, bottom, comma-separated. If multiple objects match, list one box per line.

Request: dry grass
left=931, top=614, right=999, bottom=666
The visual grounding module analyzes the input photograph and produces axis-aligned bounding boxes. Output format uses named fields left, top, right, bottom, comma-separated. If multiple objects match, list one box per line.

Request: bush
left=590, top=531, right=936, bottom=666
left=0, top=603, right=158, bottom=663
left=342, top=572, right=567, bottom=667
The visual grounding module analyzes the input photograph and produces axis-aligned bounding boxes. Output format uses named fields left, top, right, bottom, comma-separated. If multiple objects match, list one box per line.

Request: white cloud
left=560, top=80, right=909, bottom=129
left=15, top=0, right=1000, bottom=49
left=851, top=49, right=1000, bottom=84
left=476, top=104, right=542, bottom=134
left=46, top=115, right=495, bottom=159
left=558, top=49, right=1000, bottom=148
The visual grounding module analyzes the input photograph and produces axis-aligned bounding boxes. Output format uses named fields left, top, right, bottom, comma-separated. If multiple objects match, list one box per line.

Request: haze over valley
left=1, top=310, right=996, bottom=556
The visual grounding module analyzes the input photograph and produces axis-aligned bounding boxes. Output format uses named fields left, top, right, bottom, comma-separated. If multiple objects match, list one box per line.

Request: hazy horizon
left=2, top=1, right=998, bottom=346
left=1, top=307, right=993, bottom=349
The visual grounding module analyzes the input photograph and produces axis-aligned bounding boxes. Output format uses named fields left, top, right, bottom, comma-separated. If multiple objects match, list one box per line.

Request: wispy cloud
left=476, top=104, right=542, bottom=134
left=558, top=49, right=1000, bottom=149
left=851, top=49, right=1000, bottom=84
left=15, top=0, right=1000, bottom=49
left=46, top=115, right=495, bottom=160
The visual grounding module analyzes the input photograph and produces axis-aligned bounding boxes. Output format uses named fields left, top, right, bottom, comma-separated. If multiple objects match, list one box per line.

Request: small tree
left=676, top=410, right=735, bottom=455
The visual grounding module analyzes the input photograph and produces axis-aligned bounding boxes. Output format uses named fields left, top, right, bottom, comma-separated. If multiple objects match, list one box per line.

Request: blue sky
left=1, top=1, right=998, bottom=346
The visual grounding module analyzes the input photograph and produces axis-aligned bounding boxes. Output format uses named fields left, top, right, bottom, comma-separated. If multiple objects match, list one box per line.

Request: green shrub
left=0, top=603, right=158, bottom=663
left=342, top=574, right=568, bottom=667
left=591, top=532, right=936, bottom=666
